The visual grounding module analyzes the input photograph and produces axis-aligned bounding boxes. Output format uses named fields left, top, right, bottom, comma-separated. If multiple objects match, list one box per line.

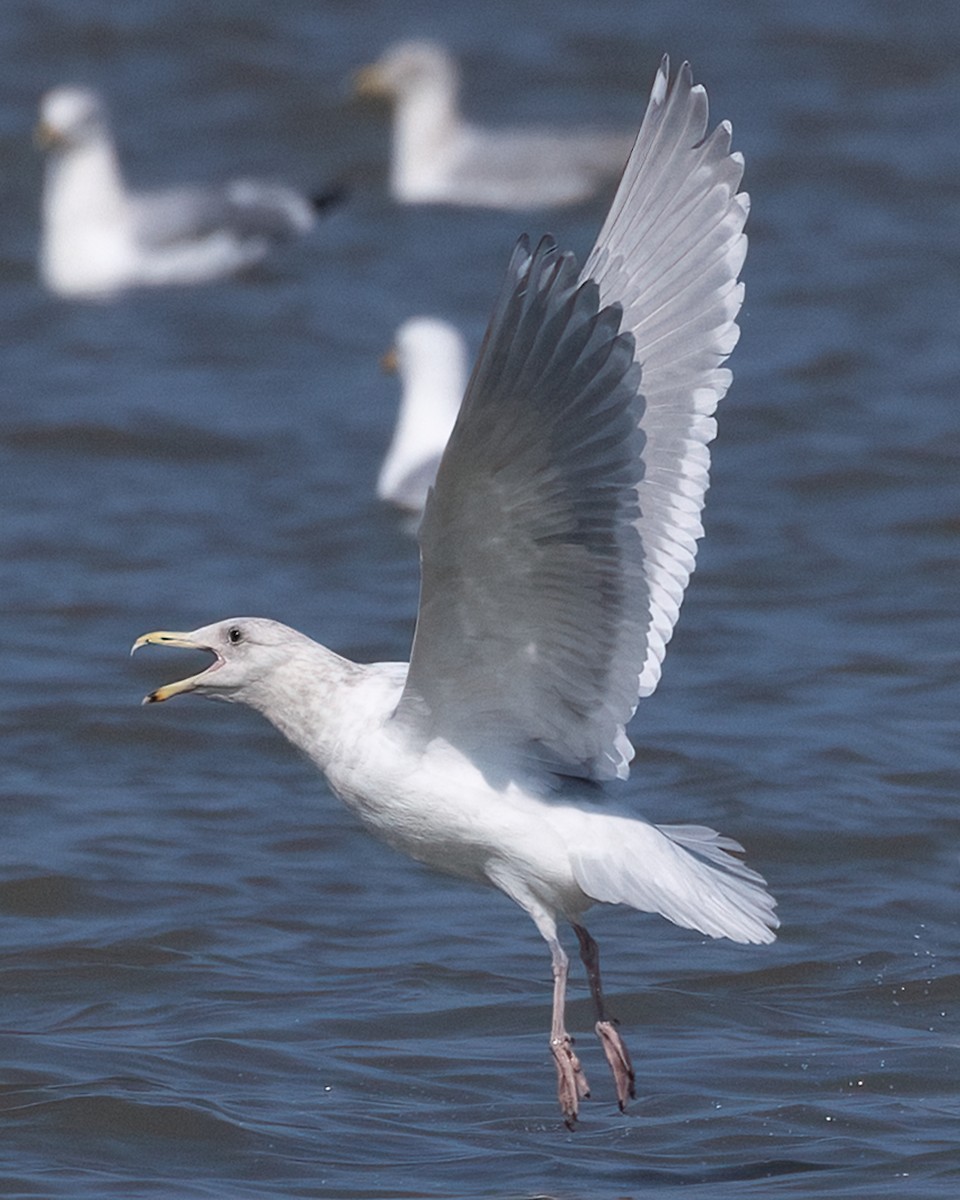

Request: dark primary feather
left=397, top=236, right=650, bottom=782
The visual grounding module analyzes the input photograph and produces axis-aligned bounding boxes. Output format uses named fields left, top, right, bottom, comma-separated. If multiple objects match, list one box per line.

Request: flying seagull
left=134, top=58, right=774, bottom=1125
left=354, top=39, right=632, bottom=209
left=377, top=315, right=468, bottom=514
left=36, top=85, right=340, bottom=298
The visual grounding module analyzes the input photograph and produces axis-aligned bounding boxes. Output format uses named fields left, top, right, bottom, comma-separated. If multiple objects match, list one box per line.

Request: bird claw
left=551, top=1033, right=590, bottom=1125
left=595, top=1019, right=636, bottom=1110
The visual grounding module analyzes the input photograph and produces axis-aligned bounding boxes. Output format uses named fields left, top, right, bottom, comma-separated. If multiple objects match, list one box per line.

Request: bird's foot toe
left=551, top=1033, right=590, bottom=1125
left=595, top=1019, right=636, bottom=1110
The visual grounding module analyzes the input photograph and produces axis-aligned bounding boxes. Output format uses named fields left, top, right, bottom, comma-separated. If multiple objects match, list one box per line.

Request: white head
left=392, top=316, right=468, bottom=392
left=355, top=40, right=459, bottom=104
left=377, top=316, right=467, bottom=510
left=132, top=617, right=318, bottom=705
left=37, top=86, right=110, bottom=151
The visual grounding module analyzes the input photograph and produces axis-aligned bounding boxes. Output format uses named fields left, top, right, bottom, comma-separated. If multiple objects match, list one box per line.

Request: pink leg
left=486, top=872, right=591, bottom=1126
left=573, top=923, right=635, bottom=1111
left=546, top=934, right=590, bottom=1127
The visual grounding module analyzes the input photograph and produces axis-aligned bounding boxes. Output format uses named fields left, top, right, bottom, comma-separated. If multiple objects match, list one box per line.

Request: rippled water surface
left=2, top=1, right=959, bottom=1196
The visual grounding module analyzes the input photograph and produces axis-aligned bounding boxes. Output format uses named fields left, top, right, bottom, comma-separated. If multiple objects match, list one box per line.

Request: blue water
left=2, top=1, right=959, bottom=1196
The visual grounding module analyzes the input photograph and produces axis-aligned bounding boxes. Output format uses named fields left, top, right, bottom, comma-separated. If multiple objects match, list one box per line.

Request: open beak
left=131, top=631, right=223, bottom=704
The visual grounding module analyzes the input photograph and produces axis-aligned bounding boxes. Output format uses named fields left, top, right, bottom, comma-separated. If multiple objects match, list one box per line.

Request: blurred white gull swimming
left=377, top=316, right=468, bottom=514
left=134, top=58, right=774, bottom=1126
left=355, top=39, right=632, bottom=209
left=36, top=86, right=339, bottom=298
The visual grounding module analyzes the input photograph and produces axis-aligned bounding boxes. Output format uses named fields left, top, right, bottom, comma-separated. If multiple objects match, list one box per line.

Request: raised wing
left=583, top=56, right=748, bottom=696
left=396, top=58, right=747, bottom=783
left=396, top=236, right=648, bottom=781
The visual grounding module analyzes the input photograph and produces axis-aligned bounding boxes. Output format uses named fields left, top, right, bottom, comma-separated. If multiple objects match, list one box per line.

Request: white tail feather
left=568, top=814, right=778, bottom=945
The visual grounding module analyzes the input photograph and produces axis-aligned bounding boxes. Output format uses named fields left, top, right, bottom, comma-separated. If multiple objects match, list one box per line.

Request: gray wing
left=132, top=180, right=315, bottom=249
left=583, top=56, right=749, bottom=697
left=396, top=236, right=648, bottom=781
left=396, top=58, right=747, bottom=784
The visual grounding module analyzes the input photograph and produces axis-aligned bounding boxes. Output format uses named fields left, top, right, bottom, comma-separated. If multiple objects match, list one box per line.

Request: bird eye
left=227, top=627, right=244, bottom=645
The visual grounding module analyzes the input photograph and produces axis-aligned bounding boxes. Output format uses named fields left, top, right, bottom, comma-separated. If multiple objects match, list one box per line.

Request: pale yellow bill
left=131, top=630, right=212, bottom=704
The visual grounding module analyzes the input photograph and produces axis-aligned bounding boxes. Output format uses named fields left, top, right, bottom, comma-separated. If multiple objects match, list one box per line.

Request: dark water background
left=2, top=1, right=959, bottom=1196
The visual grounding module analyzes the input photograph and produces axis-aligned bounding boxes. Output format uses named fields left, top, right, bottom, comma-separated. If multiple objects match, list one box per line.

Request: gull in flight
left=134, top=58, right=776, bottom=1125
left=36, top=86, right=340, bottom=298
left=354, top=39, right=633, bottom=209
left=377, top=316, right=468, bottom=514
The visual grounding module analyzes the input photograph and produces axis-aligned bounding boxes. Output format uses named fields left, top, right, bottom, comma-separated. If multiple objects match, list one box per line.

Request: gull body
left=37, top=86, right=329, bottom=298
left=377, top=316, right=468, bottom=514
left=355, top=40, right=632, bottom=209
left=136, top=59, right=775, bottom=1124
left=138, top=626, right=773, bottom=941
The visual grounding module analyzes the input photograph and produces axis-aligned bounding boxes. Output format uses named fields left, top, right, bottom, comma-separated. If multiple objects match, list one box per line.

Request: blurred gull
left=36, top=86, right=339, bottom=298
left=134, top=58, right=774, bottom=1125
left=355, top=39, right=632, bottom=208
left=377, top=316, right=468, bottom=514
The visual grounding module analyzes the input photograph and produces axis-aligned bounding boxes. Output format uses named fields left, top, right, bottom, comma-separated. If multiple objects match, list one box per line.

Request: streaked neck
left=240, top=642, right=364, bottom=772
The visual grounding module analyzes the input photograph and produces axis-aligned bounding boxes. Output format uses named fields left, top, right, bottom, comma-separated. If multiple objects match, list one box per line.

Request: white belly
left=325, top=728, right=584, bottom=909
